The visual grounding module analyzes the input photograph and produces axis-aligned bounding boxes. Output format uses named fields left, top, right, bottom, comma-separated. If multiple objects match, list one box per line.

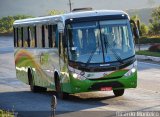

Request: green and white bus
left=13, top=10, right=139, bottom=99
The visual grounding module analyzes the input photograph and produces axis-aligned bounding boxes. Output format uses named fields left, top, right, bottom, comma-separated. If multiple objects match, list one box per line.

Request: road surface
left=0, top=36, right=160, bottom=117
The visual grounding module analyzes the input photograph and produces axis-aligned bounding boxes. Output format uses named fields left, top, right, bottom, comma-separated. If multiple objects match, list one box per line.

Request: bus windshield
left=66, top=19, right=135, bottom=64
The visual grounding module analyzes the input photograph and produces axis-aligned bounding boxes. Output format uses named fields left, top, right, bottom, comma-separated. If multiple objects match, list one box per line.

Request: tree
left=131, top=15, right=140, bottom=22
left=48, top=9, right=64, bottom=16
left=130, top=15, right=149, bottom=36
left=140, top=23, right=149, bottom=36
left=152, top=6, right=160, bottom=21
left=0, top=15, right=32, bottom=34
left=149, top=6, right=160, bottom=35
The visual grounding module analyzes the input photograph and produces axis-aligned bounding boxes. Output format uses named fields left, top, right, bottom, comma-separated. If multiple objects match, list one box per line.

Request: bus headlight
left=124, top=61, right=137, bottom=77
left=124, top=67, right=137, bottom=77
left=72, top=73, right=86, bottom=80
left=73, top=73, right=78, bottom=79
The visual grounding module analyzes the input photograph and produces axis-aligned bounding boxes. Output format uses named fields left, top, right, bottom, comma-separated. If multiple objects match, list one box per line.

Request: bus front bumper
left=67, top=71, right=137, bottom=94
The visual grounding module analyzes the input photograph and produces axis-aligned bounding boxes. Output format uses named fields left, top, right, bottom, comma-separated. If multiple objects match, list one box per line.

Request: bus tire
left=28, top=69, right=47, bottom=92
left=113, top=89, right=124, bottom=97
left=55, top=76, right=69, bottom=99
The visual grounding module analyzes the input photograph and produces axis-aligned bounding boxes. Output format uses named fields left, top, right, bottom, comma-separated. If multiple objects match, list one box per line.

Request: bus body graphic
left=13, top=10, right=138, bottom=98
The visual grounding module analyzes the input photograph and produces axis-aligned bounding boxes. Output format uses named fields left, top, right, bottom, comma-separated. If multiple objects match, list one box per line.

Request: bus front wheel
left=55, top=76, right=69, bottom=99
left=113, top=89, right=124, bottom=97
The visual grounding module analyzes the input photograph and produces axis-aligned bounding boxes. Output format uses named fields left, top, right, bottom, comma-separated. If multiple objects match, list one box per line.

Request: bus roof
left=63, top=10, right=128, bottom=20
left=13, top=10, right=129, bottom=26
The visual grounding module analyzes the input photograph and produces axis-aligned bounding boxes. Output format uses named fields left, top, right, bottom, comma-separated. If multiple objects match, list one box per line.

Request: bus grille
left=88, top=75, right=123, bottom=81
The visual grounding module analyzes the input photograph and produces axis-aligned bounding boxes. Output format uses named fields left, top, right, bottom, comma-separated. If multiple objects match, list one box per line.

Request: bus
left=13, top=10, right=139, bottom=99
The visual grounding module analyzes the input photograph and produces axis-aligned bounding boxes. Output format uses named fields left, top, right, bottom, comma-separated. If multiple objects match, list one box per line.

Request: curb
left=136, top=55, right=160, bottom=62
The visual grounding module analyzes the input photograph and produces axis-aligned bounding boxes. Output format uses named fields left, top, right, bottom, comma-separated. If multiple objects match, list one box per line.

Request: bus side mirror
left=134, top=27, right=140, bottom=39
left=130, top=20, right=140, bottom=39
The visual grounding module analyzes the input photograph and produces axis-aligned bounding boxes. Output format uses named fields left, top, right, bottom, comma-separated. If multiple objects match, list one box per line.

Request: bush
left=149, top=44, right=160, bottom=52
left=135, top=36, right=160, bottom=44
left=136, top=50, right=160, bottom=57
left=140, top=23, right=149, bottom=36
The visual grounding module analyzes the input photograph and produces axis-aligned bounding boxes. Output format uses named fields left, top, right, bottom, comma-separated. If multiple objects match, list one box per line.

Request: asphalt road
left=0, top=36, right=160, bottom=117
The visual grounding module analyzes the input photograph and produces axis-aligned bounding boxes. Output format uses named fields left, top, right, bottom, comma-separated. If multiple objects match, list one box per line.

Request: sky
left=0, top=0, right=160, bottom=17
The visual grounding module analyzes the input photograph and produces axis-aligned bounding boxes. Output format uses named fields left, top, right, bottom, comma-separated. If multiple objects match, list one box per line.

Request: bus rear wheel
left=113, top=89, right=124, bottom=97
left=55, top=77, right=69, bottom=99
left=28, top=70, right=47, bottom=92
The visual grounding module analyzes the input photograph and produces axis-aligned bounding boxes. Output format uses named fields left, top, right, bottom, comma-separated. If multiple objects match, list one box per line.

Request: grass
left=0, top=109, right=15, bottom=117
left=136, top=50, right=160, bottom=57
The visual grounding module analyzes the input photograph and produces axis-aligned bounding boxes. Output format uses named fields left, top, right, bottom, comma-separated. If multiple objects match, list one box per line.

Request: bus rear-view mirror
left=130, top=20, right=140, bottom=39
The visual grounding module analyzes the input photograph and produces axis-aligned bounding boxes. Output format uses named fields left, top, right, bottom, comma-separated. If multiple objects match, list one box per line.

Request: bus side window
left=18, top=27, right=22, bottom=47
left=34, top=26, right=37, bottom=47
left=42, top=25, right=45, bottom=48
left=21, top=27, right=24, bottom=47
left=13, top=27, right=17, bottom=47
left=48, top=25, right=58, bottom=48
left=48, top=25, right=54, bottom=48
left=53, top=25, right=58, bottom=48
left=36, top=25, right=42, bottom=48
left=44, top=25, right=49, bottom=48
left=48, top=25, right=53, bottom=48
left=27, top=27, right=30, bottom=47
left=23, top=27, right=29, bottom=48
left=29, top=26, right=36, bottom=48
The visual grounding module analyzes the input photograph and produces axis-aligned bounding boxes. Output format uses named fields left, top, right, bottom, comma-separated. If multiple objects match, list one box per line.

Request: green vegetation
left=132, top=8, right=160, bottom=44
left=0, top=15, right=32, bottom=35
left=140, top=23, right=149, bottom=36
left=135, top=36, right=160, bottom=44
left=136, top=40, right=160, bottom=57
left=136, top=50, right=160, bottom=57
left=0, top=6, right=159, bottom=38
left=0, top=109, right=15, bottom=117
left=149, top=6, right=160, bottom=35
left=131, top=15, right=149, bottom=36
left=131, top=6, right=160, bottom=38
left=48, top=9, right=64, bottom=15
left=0, top=10, right=65, bottom=35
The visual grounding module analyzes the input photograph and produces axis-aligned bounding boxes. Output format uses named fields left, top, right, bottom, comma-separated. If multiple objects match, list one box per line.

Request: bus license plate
left=101, top=87, right=112, bottom=91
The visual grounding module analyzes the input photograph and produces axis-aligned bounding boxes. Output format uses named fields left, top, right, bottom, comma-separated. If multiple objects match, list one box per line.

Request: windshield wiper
left=85, top=36, right=101, bottom=67
left=103, top=36, right=123, bottom=64
left=85, top=49, right=96, bottom=67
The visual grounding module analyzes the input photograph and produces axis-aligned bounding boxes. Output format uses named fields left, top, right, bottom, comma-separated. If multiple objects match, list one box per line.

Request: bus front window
left=66, top=19, right=135, bottom=64
left=67, top=22, right=104, bottom=63
left=99, top=20, right=135, bottom=63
